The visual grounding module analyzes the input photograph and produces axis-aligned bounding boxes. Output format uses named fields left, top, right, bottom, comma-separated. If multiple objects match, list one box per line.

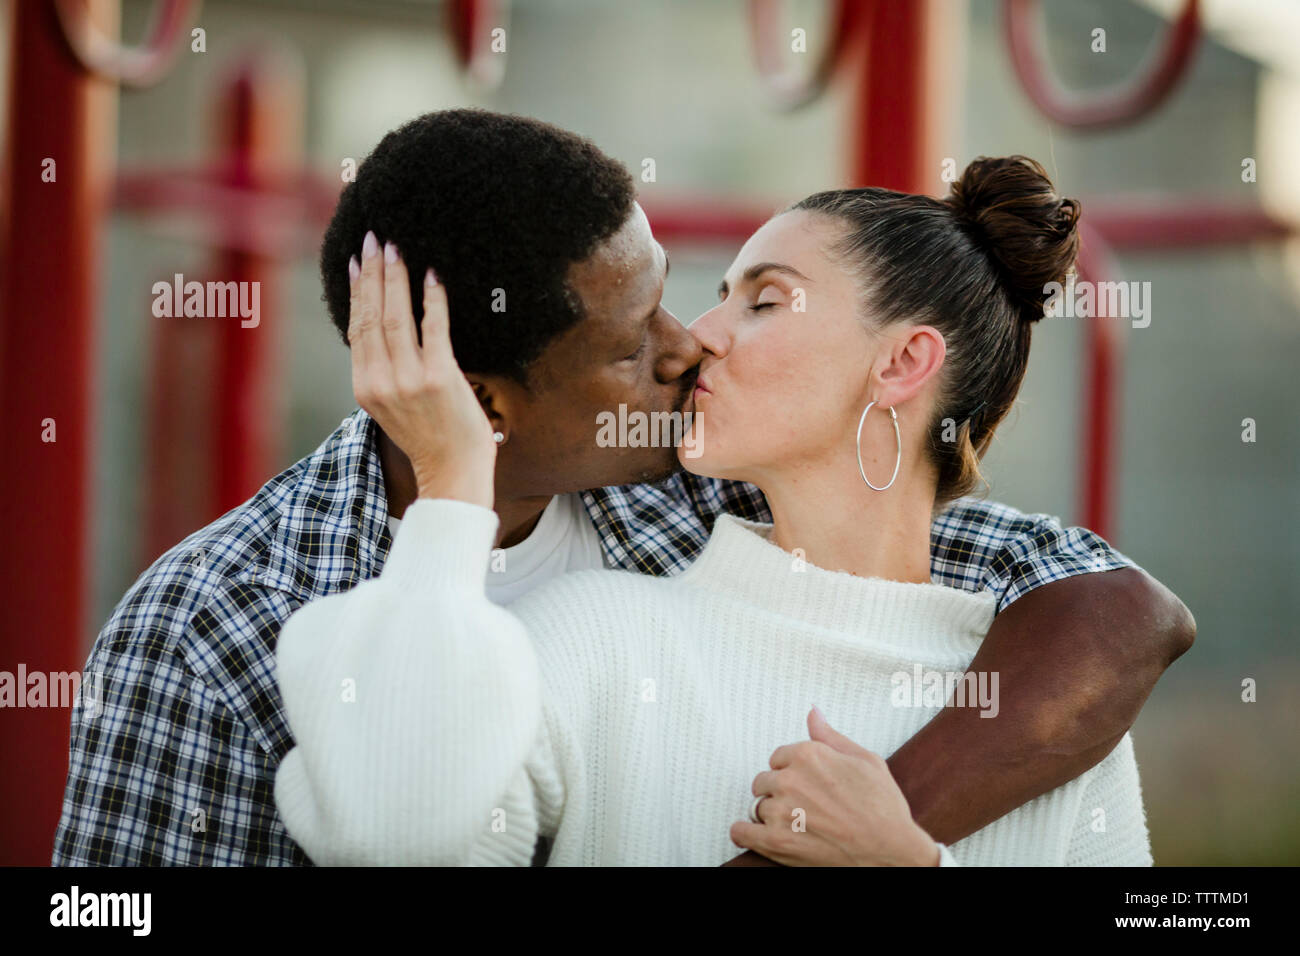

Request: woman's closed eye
left=748, top=289, right=784, bottom=313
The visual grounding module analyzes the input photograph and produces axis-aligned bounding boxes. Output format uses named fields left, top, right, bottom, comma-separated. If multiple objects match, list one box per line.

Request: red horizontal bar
left=643, top=197, right=1294, bottom=251
left=111, top=174, right=1297, bottom=258
left=1085, top=201, right=1293, bottom=250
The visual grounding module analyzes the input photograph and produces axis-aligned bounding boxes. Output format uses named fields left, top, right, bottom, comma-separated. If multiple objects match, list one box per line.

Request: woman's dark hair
left=790, top=155, right=1080, bottom=506
left=320, top=109, right=636, bottom=386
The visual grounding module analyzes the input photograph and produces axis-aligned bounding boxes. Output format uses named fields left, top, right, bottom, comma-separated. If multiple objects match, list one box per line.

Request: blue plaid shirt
left=53, top=408, right=1134, bottom=866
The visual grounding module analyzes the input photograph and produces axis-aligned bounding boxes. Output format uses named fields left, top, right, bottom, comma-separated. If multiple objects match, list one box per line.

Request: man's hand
left=348, top=230, right=497, bottom=508
left=729, top=708, right=940, bottom=866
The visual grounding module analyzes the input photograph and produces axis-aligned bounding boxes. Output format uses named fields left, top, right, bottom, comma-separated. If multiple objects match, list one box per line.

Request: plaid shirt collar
left=582, top=474, right=771, bottom=576
left=248, top=409, right=395, bottom=602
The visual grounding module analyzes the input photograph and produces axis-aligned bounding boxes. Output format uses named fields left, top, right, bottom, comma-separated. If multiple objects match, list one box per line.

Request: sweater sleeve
left=1064, top=733, right=1154, bottom=866
left=273, top=498, right=555, bottom=866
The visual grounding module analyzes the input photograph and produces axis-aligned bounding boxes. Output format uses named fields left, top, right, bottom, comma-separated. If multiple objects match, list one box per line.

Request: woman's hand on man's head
left=730, top=707, right=941, bottom=866
left=348, top=231, right=498, bottom=509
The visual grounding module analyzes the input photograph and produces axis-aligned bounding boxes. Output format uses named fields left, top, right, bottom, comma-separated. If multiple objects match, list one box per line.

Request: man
left=54, top=109, right=1193, bottom=866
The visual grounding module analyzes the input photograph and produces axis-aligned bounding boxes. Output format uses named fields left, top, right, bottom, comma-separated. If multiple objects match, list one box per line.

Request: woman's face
left=680, top=210, right=887, bottom=483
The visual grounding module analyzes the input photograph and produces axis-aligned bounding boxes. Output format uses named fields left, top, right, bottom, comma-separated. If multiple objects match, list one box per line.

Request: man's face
left=499, top=203, right=703, bottom=496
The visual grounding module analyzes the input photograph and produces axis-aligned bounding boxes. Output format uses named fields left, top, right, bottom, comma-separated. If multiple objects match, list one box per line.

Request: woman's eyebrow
left=717, top=262, right=811, bottom=298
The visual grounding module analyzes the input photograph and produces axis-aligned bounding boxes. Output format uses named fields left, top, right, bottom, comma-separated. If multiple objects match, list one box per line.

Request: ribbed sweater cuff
left=936, top=842, right=959, bottom=867
left=382, top=498, right=499, bottom=594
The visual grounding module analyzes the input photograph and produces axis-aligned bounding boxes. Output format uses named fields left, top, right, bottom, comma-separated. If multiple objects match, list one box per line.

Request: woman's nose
left=686, top=304, right=729, bottom=358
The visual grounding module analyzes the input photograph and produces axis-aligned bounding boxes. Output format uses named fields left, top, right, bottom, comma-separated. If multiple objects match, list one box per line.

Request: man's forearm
left=887, top=566, right=1194, bottom=845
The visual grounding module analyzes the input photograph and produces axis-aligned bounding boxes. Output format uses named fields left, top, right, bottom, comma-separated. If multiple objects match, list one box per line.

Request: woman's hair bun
left=946, top=155, right=1080, bottom=322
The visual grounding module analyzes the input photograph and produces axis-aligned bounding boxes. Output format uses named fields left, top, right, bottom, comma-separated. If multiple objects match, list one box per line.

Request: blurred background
left=1, top=0, right=1297, bottom=865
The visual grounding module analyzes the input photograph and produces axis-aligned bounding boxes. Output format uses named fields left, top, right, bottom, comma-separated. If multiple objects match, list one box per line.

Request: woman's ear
left=875, top=325, right=946, bottom=408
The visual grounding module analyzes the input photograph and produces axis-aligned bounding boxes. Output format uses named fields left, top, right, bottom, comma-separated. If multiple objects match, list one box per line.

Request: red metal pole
left=850, top=0, right=930, bottom=194
left=1075, top=224, right=1124, bottom=542
left=142, top=56, right=299, bottom=560
left=210, top=62, right=296, bottom=516
left=0, top=0, right=115, bottom=865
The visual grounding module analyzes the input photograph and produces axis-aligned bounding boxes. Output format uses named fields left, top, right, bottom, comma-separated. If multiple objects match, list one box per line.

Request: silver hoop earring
left=855, top=401, right=901, bottom=491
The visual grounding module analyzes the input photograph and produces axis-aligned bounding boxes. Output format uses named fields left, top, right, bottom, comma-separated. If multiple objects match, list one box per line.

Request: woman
left=273, top=156, right=1153, bottom=866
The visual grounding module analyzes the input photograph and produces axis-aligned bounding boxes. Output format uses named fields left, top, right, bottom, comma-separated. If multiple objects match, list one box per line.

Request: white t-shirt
left=387, top=492, right=607, bottom=605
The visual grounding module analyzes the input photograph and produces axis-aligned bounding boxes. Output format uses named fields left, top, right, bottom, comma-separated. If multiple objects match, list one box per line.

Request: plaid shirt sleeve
left=52, top=411, right=394, bottom=867
left=52, top=567, right=312, bottom=867
left=928, top=497, right=1137, bottom=613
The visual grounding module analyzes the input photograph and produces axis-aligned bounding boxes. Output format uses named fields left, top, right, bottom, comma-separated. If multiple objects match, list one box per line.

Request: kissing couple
left=272, top=111, right=1192, bottom=866
left=56, top=109, right=1193, bottom=867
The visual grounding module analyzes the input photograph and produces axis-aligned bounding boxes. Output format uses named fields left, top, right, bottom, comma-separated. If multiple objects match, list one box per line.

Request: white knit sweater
left=274, top=498, right=1153, bottom=866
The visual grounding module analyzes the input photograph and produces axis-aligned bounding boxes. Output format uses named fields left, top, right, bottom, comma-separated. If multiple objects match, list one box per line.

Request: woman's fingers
left=768, top=742, right=802, bottom=770
left=750, top=769, right=781, bottom=798
left=380, top=241, right=424, bottom=386
left=346, top=255, right=365, bottom=375
left=729, top=820, right=766, bottom=851
left=340, top=237, right=494, bottom=508
left=350, top=230, right=389, bottom=401
left=420, top=266, right=454, bottom=375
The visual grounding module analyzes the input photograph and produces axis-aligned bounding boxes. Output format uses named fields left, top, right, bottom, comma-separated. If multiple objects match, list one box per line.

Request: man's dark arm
left=888, top=567, right=1193, bottom=844
left=722, top=566, right=1194, bottom=864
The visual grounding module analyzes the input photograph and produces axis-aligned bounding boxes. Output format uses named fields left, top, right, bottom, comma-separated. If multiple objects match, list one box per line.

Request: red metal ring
left=748, top=0, right=854, bottom=111
left=1004, top=0, right=1201, bottom=130
left=54, top=0, right=199, bottom=88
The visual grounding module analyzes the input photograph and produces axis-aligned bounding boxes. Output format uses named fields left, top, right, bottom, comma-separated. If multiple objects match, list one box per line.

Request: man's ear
left=875, top=325, right=946, bottom=407
left=465, top=374, right=511, bottom=441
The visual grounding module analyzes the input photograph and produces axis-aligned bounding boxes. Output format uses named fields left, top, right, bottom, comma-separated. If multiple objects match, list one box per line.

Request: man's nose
left=655, top=310, right=704, bottom=384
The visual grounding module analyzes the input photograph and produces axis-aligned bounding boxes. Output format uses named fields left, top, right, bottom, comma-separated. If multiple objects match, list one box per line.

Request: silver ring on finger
left=749, top=794, right=770, bottom=824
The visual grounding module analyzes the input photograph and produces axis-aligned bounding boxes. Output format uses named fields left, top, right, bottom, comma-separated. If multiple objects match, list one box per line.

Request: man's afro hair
left=320, top=109, right=636, bottom=385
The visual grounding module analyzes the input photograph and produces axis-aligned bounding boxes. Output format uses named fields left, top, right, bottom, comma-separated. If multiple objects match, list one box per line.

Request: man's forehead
left=571, top=213, right=665, bottom=313
left=587, top=202, right=657, bottom=273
